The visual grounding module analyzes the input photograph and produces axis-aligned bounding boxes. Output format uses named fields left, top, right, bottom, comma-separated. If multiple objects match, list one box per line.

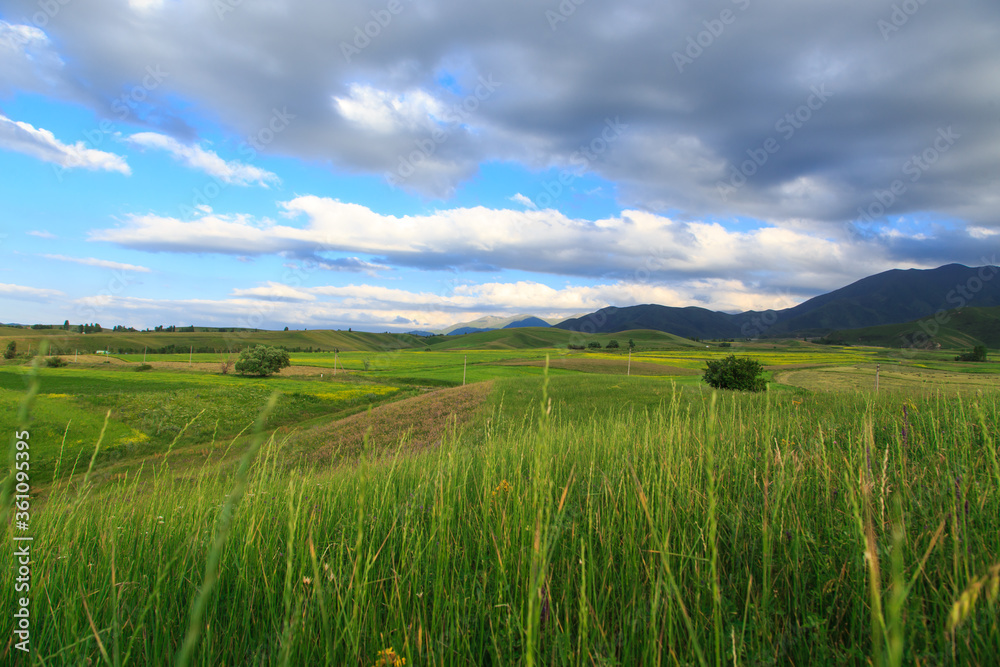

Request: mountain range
left=554, top=264, right=1000, bottom=340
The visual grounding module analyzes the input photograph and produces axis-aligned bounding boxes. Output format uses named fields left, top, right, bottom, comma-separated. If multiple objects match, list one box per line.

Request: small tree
left=702, top=354, right=767, bottom=392
left=628, top=339, right=635, bottom=350
left=235, top=345, right=291, bottom=376
left=954, top=345, right=987, bottom=362
left=606, top=339, right=620, bottom=349
left=587, top=341, right=601, bottom=349
left=3, top=341, right=15, bottom=359
left=219, top=351, right=235, bottom=375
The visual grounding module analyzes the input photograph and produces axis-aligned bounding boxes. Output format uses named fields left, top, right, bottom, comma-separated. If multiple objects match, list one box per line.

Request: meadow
left=2, top=332, right=998, bottom=665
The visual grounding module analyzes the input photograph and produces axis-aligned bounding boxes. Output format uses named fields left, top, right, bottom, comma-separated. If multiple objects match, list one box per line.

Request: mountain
left=437, top=313, right=566, bottom=334
left=820, top=305, right=1000, bottom=349
left=449, top=326, right=495, bottom=335
left=503, top=317, right=552, bottom=329
left=554, top=264, right=1000, bottom=338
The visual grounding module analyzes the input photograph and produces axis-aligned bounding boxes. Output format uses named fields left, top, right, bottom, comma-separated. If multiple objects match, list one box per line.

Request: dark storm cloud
left=5, top=0, right=998, bottom=232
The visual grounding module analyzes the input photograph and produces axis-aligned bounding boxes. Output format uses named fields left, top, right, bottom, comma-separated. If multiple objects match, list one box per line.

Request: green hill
left=0, top=326, right=430, bottom=354
left=424, top=327, right=703, bottom=350
left=820, top=305, right=1000, bottom=349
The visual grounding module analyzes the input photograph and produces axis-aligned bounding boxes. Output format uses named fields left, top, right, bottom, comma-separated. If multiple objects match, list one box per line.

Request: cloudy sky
left=1, top=0, right=998, bottom=331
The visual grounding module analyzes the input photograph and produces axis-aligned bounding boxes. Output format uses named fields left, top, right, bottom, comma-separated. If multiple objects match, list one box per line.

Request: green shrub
left=3, top=341, right=14, bottom=359
left=606, top=340, right=620, bottom=349
left=702, top=354, right=767, bottom=392
left=234, top=345, right=291, bottom=377
left=587, top=342, right=601, bottom=349
left=135, top=363, right=154, bottom=372
left=44, top=356, right=68, bottom=367
left=954, top=345, right=987, bottom=362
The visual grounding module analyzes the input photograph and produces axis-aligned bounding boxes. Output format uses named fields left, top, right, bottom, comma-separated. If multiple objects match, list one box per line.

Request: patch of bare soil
left=292, top=381, right=493, bottom=464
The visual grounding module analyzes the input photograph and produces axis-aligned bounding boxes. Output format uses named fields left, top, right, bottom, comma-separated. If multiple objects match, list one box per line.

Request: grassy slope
left=0, top=326, right=430, bottom=354
left=821, top=305, right=1000, bottom=349
left=424, top=327, right=704, bottom=350
left=6, top=384, right=998, bottom=664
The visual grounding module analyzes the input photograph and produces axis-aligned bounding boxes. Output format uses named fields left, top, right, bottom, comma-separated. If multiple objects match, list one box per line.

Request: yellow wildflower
left=374, top=647, right=406, bottom=667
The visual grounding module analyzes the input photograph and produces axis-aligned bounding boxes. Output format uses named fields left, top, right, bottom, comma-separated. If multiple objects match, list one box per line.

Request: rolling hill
left=819, top=305, right=1000, bottom=349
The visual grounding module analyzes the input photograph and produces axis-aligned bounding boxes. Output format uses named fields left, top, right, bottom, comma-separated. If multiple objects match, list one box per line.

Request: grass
left=2, top=345, right=999, bottom=664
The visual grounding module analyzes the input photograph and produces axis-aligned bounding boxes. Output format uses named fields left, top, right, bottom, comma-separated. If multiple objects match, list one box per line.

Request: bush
left=606, top=340, right=620, bottom=349
left=135, top=364, right=153, bottom=372
left=954, top=345, right=987, bottom=362
left=3, top=341, right=15, bottom=360
left=44, top=356, right=68, bottom=367
left=587, top=342, right=602, bottom=349
left=235, top=345, right=291, bottom=377
left=702, top=354, right=767, bottom=392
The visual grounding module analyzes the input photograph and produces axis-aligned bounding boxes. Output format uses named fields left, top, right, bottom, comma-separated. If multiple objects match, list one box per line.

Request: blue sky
left=1, top=1, right=997, bottom=332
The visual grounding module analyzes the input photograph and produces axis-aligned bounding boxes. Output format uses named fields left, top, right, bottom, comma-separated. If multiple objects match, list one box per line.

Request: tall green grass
left=3, top=381, right=999, bottom=664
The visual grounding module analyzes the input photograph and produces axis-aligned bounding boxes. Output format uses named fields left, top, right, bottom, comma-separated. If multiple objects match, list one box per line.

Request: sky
left=0, top=0, right=998, bottom=332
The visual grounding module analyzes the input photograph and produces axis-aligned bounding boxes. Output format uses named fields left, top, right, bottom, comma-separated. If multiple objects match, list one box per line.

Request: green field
left=2, top=333, right=999, bottom=664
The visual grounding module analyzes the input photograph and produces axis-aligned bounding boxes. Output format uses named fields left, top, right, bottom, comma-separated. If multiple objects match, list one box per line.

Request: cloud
left=27, top=230, right=57, bottom=239
left=92, top=196, right=957, bottom=296
left=509, top=193, right=535, bottom=208
left=0, top=114, right=130, bottom=174
left=65, top=276, right=803, bottom=332
left=41, top=254, right=151, bottom=272
left=230, top=282, right=316, bottom=302
left=0, top=283, right=64, bottom=299
left=127, top=133, right=279, bottom=186
left=9, top=0, right=998, bottom=228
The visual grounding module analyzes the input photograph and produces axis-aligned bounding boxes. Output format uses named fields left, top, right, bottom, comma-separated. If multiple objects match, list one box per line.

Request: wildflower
left=492, top=480, right=513, bottom=499
left=374, top=647, right=406, bottom=666
left=302, top=576, right=312, bottom=585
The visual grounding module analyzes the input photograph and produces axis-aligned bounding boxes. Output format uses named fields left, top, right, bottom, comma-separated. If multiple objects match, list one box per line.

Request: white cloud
left=128, top=133, right=279, bottom=186
left=0, top=283, right=64, bottom=299
left=91, top=197, right=891, bottom=292
left=65, top=275, right=806, bottom=332
left=27, top=230, right=56, bottom=239
left=231, top=282, right=316, bottom=301
left=0, top=114, right=130, bottom=174
left=509, top=193, right=536, bottom=208
left=41, top=254, right=151, bottom=273
left=333, top=84, right=445, bottom=134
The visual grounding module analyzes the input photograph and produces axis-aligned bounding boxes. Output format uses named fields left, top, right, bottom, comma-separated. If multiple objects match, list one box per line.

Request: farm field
left=2, top=334, right=999, bottom=664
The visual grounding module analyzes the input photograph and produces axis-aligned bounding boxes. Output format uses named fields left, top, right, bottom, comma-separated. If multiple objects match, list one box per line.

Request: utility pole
left=463, top=355, right=467, bottom=386
left=143, top=346, right=146, bottom=363
left=875, top=363, right=880, bottom=393
left=628, top=348, right=631, bottom=376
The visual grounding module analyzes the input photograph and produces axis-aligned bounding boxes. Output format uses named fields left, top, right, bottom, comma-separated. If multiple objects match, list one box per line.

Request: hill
left=555, top=264, right=1000, bottom=338
left=503, top=317, right=551, bottom=329
left=424, top=327, right=704, bottom=350
left=820, top=305, right=1000, bottom=349
left=0, top=326, right=430, bottom=354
